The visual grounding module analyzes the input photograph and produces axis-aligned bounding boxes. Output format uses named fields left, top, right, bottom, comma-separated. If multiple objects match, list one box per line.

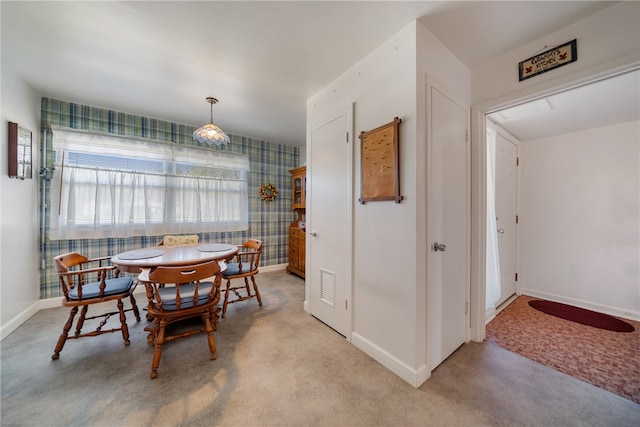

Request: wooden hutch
left=286, top=166, right=306, bottom=278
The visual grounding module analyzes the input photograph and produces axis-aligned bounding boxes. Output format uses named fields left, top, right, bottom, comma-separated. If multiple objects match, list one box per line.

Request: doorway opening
left=479, top=67, right=640, bottom=330
left=479, top=66, right=640, bottom=403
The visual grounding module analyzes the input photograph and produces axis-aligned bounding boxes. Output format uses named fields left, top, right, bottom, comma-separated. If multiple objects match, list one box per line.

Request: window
left=49, top=126, right=249, bottom=240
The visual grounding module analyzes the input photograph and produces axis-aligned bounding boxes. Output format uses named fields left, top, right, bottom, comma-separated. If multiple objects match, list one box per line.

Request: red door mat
left=528, top=300, right=635, bottom=333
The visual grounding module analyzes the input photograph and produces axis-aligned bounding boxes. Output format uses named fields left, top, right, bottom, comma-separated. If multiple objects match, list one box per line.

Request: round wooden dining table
left=111, top=243, right=238, bottom=274
left=111, top=243, right=238, bottom=332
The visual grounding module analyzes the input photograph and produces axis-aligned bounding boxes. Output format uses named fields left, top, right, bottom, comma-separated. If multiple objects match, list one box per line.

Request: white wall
left=308, top=20, right=419, bottom=386
left=469, top=1, right=640, bottom=340
left=472, top=2, right=640, bottom=107
left=1, top=62, right=41, bottom=338
left=298, top=145, right=306, bottom=168
left=416, top=19, right=471, bottom=374
left=307, top=20, right=470, bottom=387
left=519, top=120, right=639, bottom=319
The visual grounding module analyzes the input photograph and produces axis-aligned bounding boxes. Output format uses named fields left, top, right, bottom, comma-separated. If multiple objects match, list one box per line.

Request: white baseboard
left=0, top=301, right=42, bottom=341
left=351, top=332, right=430, bottom=388
left=485, top=294, right=519, bottom=324
left=38, top=296, right=65, bottom=310
left=260, top=263, right=287, bottom=273
left=485, top=307, right=496, bottom=324
left=520, top=288, right=640, bottom=322
left=1, top=295, right=64, bottom=340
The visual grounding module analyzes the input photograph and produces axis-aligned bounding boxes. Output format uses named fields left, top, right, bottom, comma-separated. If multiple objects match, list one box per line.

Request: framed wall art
left=8, top=121, right=33, bottom=180
left=358, top=117, right=402, bottom=204
left=518, top=39, right=577, bottom=81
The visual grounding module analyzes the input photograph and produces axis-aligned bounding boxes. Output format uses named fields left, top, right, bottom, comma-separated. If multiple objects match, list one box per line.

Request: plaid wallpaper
left=39, top=98, right=299, bottom=299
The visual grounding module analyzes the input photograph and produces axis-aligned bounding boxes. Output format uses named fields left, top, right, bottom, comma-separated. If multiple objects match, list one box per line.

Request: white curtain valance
left=48, top=125, right=250, bottom=240
left=50, top=125, right=250, bottom=171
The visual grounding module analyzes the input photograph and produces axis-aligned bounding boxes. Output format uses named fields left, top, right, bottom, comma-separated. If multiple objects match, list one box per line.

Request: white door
left=494, top=132, right=518, bottom=306
left=308, top=110, right=352, bottom=337
left=428, top=86, right=469, bottom=370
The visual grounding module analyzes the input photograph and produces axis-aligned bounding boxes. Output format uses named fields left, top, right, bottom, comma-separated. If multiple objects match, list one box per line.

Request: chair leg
left=75, top=305, right=88, bottom=337
left=117, top=299, right=131, bottom=346
left=130, top=293, right=141, bottom=321
left=150, top=319, right=167, bottom=379
left=222, top=279, right=231, bottom=318
left=204, top=311, right=217, bottom=360
left=211, top=306, right=220, bottom=331
left=252, top=276, right=262, bottom=306
left=146, top=317, right=160, bottom=344
left=52, top=306, right=78, bottom=360
left=244, top=277, right=251, bottom=295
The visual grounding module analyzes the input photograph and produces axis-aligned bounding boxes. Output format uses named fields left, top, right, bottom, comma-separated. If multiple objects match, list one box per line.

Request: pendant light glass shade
left=193, top=97, right=230, bottom=146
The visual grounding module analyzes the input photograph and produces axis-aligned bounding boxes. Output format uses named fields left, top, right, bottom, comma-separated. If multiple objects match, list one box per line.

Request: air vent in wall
left=320, top=269, right=335, bottom=307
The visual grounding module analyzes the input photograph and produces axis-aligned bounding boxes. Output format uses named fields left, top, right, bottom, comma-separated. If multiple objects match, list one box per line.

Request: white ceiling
left=2, top=1, right=633, bottom=146
left=488, top=69, right=640, bottom=141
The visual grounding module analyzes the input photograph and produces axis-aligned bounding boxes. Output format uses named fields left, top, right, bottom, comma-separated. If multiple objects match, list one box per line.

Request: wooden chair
left=52, top=252, right=141, bottom=360
left=139, top=259, right=223, bottom=379
left=222, top=239, right=263, bottom=318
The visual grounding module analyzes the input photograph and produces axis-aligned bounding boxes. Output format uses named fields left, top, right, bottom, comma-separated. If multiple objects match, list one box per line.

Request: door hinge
left=516, top=157, right=520, bottom=166
left=346, top=132, right=349, bottom=143
left=515, top=273, right=518, bottom=282
left=516, top=215, right=519, bottom=224
left=345, top=300, right=348, bottom=310
left=465, top=302, right=469, bottom=315
left=465, top=129, right=469, bottom=142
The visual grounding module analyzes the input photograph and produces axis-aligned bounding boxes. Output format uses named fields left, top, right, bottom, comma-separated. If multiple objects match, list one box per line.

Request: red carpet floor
left=486, top=295, right=640, bottom=403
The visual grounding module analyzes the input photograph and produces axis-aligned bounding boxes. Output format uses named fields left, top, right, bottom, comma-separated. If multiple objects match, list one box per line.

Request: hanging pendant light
left=192, top=96, right=231, bottom=146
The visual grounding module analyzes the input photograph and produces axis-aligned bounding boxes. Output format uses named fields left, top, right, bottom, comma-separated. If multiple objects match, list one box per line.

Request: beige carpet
left=2, top=271, right=639, bottom=426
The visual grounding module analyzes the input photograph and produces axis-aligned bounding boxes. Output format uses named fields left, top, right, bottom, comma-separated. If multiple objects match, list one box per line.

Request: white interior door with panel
left=428, top=85, right=470, bottom=370
left=307, top=109, right=352, bottom=337
left=494, top=131, right=519, bottom=306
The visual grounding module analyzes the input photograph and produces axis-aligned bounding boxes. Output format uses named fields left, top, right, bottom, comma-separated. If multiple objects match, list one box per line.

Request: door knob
left=433, top=242, right=446, bottom=252
left=497, top=228, right=505, bottom=234
left=309, top=231, right=317, bottom=237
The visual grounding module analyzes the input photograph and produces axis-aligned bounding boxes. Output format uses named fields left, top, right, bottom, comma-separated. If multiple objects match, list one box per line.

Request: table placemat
left=116, top=248, right=163, bottom=260
left=197, top=243, right=235, bottom=252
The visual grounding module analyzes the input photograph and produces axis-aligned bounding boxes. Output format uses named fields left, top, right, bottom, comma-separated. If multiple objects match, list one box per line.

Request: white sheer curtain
left=49, top=126, right=249, bottom=240
left=171, top=175, right=248, bottom=232
left=486, top=125, right=501, bottom=309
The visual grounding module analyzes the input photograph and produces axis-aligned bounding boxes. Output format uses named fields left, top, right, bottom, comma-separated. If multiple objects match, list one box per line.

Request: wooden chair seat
left=224, top=263, right=257, bottom=276
left=67, top=276, right=134, bottom=300
left=52, top=252, right=141, bottom=360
